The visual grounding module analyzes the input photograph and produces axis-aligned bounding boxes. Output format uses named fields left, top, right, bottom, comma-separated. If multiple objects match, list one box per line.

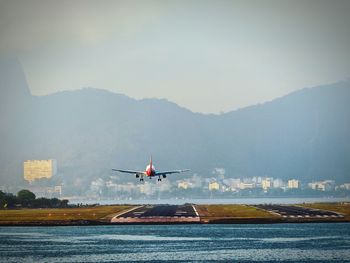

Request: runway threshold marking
left=111, top=205, right=200, bottom=223
left=192, top=205, right=199, bottom=217
left=110, top=206, right=144, bottom=222
left=254, top=204, right=344, bottom=219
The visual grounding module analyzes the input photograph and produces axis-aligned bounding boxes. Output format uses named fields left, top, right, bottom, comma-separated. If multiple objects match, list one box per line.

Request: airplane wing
left=155, top=169, right=190, bottom=176
left=112, top=169, right=145, bottom=175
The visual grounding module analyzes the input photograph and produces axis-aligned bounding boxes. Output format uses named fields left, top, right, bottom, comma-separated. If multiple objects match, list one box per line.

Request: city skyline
left=11, top=158, right=350, bottom=199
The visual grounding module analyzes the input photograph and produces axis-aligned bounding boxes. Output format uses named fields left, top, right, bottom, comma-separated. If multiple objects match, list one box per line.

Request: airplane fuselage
left=145, top=164, right=155, bottom=177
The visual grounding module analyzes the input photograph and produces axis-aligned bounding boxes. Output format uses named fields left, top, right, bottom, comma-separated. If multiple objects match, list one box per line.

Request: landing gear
left=158, top=177, right=162, bottom=182
left=140, top=177, right=144, bottom=182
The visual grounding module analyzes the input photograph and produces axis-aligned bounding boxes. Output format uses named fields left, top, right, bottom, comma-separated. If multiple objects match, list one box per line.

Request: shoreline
left=1, top=217, right=349, bottom=227
left=67, top=197, right=350, bottom=205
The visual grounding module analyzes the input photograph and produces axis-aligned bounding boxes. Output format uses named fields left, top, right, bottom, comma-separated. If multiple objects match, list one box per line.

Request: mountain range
left=0, top=56, right=349, bottom=193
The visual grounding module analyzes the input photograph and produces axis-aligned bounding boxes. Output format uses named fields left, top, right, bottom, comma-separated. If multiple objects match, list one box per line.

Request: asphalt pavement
left=255, top=204, right=344, bottom=218
left=111, top=204, right=200, bottom=223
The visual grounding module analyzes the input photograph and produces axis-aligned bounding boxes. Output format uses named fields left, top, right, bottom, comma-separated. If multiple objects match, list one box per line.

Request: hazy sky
left=1, top=0, right=349, bottom=113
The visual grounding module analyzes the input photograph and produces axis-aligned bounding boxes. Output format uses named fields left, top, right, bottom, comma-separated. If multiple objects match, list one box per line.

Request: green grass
left=0, top=205, right=133, bottom=223
left=195, top=204, right=279, bottom=220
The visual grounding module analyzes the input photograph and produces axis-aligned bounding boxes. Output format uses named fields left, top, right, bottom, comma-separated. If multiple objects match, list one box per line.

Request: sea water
left=0, top=223, right=349, bottom=262
left=73, top=197, right=350, bottom=205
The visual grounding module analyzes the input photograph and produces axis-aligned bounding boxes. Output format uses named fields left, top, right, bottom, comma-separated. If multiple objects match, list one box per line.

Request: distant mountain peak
left=0, top=55, right=31, bottom=102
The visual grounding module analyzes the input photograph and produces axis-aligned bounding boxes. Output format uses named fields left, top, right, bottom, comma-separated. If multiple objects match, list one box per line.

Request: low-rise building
left=339, top=183, right=350, bottom=190
left=178, top=181, right=190, bottom=190
left=273, top=179, right=285, bottom=188
left=239, top=182, right=255, bottom=190
left=222, top=178, right=241, bottom=191
left=288, top=179, right=300, bottom=189
left=308, top=180, right=335, bottom=191
left=28, top=185, right=62, bottom=198
left=209, top=181, right=220, bottom=191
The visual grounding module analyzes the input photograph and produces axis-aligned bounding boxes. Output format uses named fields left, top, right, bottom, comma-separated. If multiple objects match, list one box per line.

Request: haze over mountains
left=0, top=57, right=349, bottom=192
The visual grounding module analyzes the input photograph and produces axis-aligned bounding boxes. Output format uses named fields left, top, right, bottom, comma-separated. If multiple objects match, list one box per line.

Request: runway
left=111, top=205, right=200, bottom=223
left=109, top=204, right=346, bottom=224
left=255, top=204, right=345, bottom=219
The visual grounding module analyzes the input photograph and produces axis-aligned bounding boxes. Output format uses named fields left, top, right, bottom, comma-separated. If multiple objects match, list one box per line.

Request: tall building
left=209, top=181, right=220, bottom=191
left=262, top=178, right=272, bottom=190
left=273, top=178, right=285, bottom=188
left=308, top=180, right=335, bottom=191
left=24, top=159, right=57, bottom=183
left=288, top=179, right=300, bottom=189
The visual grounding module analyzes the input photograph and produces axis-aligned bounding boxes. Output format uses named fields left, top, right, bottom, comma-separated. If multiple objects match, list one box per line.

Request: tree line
left=0, top=189, right=69, bottom=209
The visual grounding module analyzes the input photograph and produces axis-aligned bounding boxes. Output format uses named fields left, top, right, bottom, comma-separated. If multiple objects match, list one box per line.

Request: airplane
left=112, top=157, right=190, bottom=181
